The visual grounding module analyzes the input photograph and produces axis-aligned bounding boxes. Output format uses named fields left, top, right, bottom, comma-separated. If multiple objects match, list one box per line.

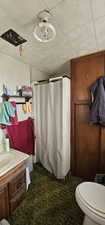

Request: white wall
left=0, top=53, right=31, bottom=121
left=31, top=64, right=70, bottom=82
left=0, top=53, right=30, bottom=96
left=31, top=67, right=49, bottom=82
left=0, top=53, right=50, bottom=121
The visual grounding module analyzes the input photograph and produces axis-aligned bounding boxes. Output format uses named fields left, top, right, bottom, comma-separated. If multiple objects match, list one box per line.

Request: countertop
left=0, top=149, right=29, bottom=177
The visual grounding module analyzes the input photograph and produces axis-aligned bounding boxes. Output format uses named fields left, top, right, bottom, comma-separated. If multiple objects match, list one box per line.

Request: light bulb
left=33, top=21, right=56, bottom=43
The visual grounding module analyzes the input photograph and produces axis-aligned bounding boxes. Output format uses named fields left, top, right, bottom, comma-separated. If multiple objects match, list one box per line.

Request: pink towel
left=7, top=118, right=35, bottom=155
left=10, top=102, right=18, bottom=124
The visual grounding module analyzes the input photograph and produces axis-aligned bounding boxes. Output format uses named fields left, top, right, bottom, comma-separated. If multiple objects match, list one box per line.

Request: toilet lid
left=78, top=182, right=105, bottom=214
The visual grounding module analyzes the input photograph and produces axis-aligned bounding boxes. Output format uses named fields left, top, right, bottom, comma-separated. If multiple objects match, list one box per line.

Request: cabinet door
left=8, top=170, right=26, bottom=199
left=9, top=184, right=26, bottom=214
left=74, top=104, right=100, bottom=179
left=8, top=169, right=26, bottom=214
left=0, top=185, right=9, bottom=219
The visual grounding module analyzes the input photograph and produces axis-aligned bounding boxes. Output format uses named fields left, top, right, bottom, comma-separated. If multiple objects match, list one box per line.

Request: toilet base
left=83, top=215, right=100, bottom=225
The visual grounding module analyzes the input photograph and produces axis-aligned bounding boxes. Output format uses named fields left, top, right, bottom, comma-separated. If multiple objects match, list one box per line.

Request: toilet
left=0, top=219, right=10, bottom=225
left=75, top=182, right=105, bottom=225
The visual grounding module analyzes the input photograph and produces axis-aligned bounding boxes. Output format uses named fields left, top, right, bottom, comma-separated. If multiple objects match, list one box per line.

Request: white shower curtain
left=33, top=77, right=70, bottom=179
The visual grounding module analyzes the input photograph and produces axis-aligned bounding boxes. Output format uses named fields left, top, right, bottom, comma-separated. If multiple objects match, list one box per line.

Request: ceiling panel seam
left=90, top=0, right=98, bottom=50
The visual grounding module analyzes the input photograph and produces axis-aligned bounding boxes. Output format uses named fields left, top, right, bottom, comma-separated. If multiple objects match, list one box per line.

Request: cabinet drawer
left=8, top=170, right=26, bottom=199
left=9, top=184, right=26, bottom=214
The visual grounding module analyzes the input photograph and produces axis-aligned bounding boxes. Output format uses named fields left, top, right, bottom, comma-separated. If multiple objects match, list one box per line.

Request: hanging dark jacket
left=90, top=76, right=105, bottom=126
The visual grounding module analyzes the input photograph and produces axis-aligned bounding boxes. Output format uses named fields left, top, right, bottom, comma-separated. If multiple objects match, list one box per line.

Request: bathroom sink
left=0, top=149, right=29, bottom=177
left=0, top=152, right=14, bottom=172
left=0, top=158, right=11, bottom=167
left=0, top=153, right=14, bottom=168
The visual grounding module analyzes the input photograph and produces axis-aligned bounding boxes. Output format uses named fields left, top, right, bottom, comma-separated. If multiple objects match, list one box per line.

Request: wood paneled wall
left=71, top=52, right=105, bottom=179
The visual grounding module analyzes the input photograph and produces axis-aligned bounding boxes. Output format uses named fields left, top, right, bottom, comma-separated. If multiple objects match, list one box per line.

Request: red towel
left=7, top=118, right=35, bottom=155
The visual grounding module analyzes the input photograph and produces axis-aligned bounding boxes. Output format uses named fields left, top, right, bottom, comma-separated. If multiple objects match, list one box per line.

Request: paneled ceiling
left=0, top=0, right=105, bottom=73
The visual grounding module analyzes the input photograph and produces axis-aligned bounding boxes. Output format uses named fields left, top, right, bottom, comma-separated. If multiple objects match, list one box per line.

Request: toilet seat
left=76, top=182, right=105, bottom=219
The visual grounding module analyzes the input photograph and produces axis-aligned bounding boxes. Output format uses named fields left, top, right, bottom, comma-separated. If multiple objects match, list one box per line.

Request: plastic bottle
left=4, top=138, right=10, bottom=152
left=3, top=84, right=8, bottom=95
left=0, top=128, right=5, bottom=152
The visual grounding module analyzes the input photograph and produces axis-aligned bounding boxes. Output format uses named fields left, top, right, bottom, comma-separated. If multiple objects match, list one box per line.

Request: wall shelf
left=7, top=95, right=26, bottom=98
left=1, top=95, right=32, bottom=104
left=1, top=95, right=32, bottom=98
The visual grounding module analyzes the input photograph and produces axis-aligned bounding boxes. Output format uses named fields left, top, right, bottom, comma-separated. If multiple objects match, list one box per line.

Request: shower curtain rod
left=33, top=75, right=70, bottom=85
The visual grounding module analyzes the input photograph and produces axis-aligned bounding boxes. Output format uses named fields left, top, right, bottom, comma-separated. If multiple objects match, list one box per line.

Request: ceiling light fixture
left=33, top=10, right=56, bottom=43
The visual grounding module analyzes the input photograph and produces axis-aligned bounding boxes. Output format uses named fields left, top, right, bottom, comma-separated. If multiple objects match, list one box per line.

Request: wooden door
left=74, top=104, right=100, bottom=179
left=71, top=53, right=105, bottom=179
left=100, top=127, right=105, bottom=172
left=0, top=185, right=9, bottom=219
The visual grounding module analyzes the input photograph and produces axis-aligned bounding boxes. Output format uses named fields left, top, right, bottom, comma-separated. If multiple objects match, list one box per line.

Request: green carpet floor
left=10, top=164, right=84, bottom=225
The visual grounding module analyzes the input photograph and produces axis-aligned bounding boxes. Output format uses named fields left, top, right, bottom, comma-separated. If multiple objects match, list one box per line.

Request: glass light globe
left=33, top=21, right=56, bottom=43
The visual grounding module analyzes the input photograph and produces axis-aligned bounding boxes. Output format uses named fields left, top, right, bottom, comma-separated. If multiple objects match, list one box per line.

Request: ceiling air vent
left=0, top=29, right=27, bottom=46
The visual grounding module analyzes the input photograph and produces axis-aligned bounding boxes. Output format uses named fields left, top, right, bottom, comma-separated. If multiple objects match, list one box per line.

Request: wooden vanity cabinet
left=0, top=162, right=27, bottom=220
left=0, top=184, right=9, bottom=219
